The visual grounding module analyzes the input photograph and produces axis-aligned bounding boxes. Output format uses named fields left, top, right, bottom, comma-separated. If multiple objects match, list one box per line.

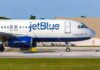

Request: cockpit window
left=78, top=23, right=88, bottom=28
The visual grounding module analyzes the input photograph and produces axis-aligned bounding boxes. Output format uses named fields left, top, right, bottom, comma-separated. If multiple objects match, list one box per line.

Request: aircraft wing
left=0, top=32, right=26, bottom=41
left=0, top=32, right=15, bottom=37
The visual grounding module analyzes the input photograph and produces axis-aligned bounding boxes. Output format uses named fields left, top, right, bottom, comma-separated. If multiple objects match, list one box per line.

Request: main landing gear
left=20, top=41, right=37, bottom=52
left=0, top=44, right=5, bottom=52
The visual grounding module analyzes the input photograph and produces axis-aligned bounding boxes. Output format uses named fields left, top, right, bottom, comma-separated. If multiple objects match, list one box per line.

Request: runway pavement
left=0, top=52, right=100, bottom=58
left=1, top=47, right=100, bottom=58
left=37, top=47, right=100, bottom=52
left=5, top=47, right=100, bottom=52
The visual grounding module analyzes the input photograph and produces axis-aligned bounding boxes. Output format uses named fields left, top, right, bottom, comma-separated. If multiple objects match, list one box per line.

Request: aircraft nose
left=90, top=29, right=95, bottom=37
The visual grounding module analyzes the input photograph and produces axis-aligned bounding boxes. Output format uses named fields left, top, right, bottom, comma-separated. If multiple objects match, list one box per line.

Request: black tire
left=66, top=48, right=70, bottom=52
left=0, top=45, right=5, bottom=52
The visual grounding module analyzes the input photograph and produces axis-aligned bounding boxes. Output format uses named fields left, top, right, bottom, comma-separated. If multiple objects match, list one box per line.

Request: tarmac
left=0, top=47, right=100, bottom=58
left=1, top=52, right=100, bottom=58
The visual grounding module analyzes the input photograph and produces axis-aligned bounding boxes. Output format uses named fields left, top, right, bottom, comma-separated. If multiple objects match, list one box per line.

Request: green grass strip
left=0, top=58, right=100, bottom=70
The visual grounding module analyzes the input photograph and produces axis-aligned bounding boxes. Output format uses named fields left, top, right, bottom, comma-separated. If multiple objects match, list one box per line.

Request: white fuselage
left=0, top=20, right=95, bottom=42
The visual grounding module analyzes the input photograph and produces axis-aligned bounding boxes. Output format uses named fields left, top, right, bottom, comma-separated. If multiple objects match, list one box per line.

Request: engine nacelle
left=8, top=36, right=32, bottom=48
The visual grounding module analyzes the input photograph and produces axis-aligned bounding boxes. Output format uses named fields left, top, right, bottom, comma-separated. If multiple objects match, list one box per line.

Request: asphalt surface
left=0, top=47, right=100, bottom=58
left=37, top=47, right=100, bottom=52
left=0, top=52, right=100, bottom=58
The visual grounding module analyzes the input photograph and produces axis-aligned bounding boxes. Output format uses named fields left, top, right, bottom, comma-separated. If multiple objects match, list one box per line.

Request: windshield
left=78, top=23, right=88, bottom=28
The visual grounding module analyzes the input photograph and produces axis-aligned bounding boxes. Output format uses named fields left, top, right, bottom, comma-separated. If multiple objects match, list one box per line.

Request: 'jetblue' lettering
left=29, top=22, right=60, bottom=32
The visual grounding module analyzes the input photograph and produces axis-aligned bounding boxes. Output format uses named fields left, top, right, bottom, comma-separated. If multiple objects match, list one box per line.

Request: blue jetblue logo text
left=29, top=22, right=60, bottom=32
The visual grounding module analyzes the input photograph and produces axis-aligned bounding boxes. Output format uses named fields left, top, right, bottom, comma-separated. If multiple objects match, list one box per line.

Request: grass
left=0, top=58, right=100, bottom=70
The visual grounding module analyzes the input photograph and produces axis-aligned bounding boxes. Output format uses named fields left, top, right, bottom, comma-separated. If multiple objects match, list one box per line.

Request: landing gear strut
left=65, top=42, right=71, bottom=52
left=0, top=44, right=5, bottom=52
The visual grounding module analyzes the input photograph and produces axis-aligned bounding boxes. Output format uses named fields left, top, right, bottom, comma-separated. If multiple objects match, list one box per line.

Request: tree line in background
left=0, top=15, right=87, bottom=19
left=0, top=16, right=10, bottom=19
left=0, top=15, right=45, bottom=19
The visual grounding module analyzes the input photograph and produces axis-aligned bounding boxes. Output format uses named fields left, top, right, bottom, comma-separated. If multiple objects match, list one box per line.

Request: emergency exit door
left=9, top=25, right=18, bottom=31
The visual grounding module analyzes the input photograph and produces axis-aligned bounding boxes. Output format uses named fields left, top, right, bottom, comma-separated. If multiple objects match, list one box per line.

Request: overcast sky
left=0, top=0, right=100, bottom=19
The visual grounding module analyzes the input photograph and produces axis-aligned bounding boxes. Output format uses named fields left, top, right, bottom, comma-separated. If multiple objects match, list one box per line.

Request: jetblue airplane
left=0, top=19, right=95, bottom=52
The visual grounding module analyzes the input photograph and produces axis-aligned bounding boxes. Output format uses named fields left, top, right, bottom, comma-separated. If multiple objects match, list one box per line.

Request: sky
left=0, top=0, right=100, bottom=19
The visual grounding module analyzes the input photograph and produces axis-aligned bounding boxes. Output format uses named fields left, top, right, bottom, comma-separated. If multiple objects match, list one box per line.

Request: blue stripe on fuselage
left=33, top=37, right=91, bottom=42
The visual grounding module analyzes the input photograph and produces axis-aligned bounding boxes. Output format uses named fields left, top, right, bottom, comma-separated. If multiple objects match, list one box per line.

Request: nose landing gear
left=65, top=42, right=70, bottom=52
left=65, top=42, right=76, bottom=52
left=66, top=47, right=70, bottom=52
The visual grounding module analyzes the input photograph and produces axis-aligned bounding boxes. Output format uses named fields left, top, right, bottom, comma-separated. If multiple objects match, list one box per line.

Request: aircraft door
left=14, top=25, right=18, bottom=31
left=64, top=22, right=71, bottom=33
left=9, top=25, right=13, bottom=31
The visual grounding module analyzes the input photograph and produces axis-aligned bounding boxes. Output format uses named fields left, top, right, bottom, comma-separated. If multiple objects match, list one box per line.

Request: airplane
left=0, top=19, right=95, bottom=52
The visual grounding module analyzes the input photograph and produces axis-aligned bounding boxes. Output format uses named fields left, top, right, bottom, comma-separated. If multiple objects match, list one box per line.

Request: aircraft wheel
left=66, top=48, right=70, bottom=52
left=0, top=45, right=5, bottom=52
